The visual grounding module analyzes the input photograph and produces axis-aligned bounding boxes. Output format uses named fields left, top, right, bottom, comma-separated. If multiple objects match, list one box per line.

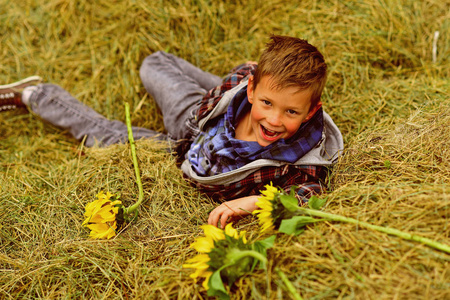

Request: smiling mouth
left=260, top=125, right=281, bottom=141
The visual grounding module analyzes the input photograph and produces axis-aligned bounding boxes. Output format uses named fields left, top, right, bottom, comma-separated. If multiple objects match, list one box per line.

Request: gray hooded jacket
left=181, top=80, right=344, bottom=185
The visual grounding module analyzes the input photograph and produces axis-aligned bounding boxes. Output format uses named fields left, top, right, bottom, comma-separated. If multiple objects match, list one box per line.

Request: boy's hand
left=208, top=196, right=259, bottom=228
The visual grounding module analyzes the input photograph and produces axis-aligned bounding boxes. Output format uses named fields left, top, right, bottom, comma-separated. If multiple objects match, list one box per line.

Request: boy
left=0, top=35, right=343, bottom=228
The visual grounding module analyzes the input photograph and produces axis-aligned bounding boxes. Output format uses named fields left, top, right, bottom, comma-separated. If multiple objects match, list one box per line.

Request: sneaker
left=0, top=76, right=42, bottom=111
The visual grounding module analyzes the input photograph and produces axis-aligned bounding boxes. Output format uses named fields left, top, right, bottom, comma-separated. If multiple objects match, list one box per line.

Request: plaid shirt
left=192, top=164, right=327, bottom=203
left=188, top=87, right=324, bottom=175
left=183, top=63, right=328, bottom=203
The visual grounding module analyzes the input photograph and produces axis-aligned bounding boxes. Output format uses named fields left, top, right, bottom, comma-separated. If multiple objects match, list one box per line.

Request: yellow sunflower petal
left=83, top=199, right=109, bottom=225
left=97, top=206, right=118, bottom=222
left=188, top=267, right=208, bottom=280
left=260, top=218, right=274, bottom=232
left=202, top=271, right=213, bottom=290
left=183, top=254, right=210, bottom=273
left=224, top=223, right=239, bottom=239
left=87, top=222, right=117, bottom=239
left=264, top=183, right=278, bottom=193
left=84, top=198, right=108, bottom=217
left=183, top=253, right=210, bottom=266
left=83, top=201, right=97, bottom=217
left=96, top=191, right=107, bottom=200
left=201, top=224, right=225, bottom=241
left=257, top=211, right=272, bottom=219
left=260, top=192, right=274, bottom=201
left=259, top=183, right=279, bottom=201
left=111, top=200, right=122, bottom=206
left=239, top=230, right=248, bottom=244
left=190, top=236, right=214, bottom=253
left=255, top=199, right=273, bottom=211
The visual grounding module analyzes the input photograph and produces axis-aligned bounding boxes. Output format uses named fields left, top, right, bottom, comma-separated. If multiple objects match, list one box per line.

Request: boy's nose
left=267, top=113, right=282, bottom=127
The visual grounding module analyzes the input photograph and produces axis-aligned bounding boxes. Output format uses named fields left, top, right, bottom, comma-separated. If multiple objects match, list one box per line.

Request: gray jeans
left=28, top=51, right=222, bottom=147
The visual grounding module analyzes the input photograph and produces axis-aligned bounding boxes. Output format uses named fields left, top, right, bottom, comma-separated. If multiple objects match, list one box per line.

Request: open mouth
left=260, top=125, right=281, bottom=141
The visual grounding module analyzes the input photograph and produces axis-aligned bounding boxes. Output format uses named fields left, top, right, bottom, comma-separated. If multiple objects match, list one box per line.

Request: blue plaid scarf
left=187, top=86, right=324, bottom=177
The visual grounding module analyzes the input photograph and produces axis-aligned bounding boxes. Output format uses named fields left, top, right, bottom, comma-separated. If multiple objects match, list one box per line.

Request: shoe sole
left=0, top=75, right=43, bottom=90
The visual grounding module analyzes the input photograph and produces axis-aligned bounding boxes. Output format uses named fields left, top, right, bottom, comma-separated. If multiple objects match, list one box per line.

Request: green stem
left=298, top=208, right=450, bottom=254
left=275, top=268, right=304, bottom=300
left=123, top=103, right=144, bottom=215
left=228, top=249, right=268, bottom=269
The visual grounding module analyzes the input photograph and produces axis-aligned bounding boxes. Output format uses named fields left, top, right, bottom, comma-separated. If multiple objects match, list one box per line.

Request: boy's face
left=246, top=75, right=312, bottom=147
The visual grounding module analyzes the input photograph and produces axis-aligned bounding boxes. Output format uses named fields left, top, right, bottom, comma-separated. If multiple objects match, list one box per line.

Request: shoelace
left=0, top=92, right=21, bottom=111
left=0, top=92, right=15, bottom=99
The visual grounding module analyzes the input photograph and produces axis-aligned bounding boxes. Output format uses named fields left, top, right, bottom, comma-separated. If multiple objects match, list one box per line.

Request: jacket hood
left=181, top=80, right=344, bottom=185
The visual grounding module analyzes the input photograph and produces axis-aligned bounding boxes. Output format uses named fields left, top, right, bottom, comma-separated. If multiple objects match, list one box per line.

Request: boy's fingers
left=207, top=210, right=218, bottom=227
left=220, top=211, right=232, bottom=229
left=208, top=205, right=224, bottom=227
left=208, top=204, right=233, bottom=228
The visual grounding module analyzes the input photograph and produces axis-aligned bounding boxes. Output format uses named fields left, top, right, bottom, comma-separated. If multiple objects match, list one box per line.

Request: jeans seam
left=34, top=86, right=128, bottom=141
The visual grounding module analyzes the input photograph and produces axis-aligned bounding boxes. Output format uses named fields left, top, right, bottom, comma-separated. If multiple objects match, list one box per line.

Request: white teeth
left=262, top=125, right=279, bottom=137
left=264, top=126, right=277, bottom=134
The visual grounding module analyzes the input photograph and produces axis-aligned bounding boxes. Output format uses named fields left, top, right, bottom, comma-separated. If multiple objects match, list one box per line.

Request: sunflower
left=253, top=183, right=298, bottom=232
left=252, top=183, right=280, bottom=232
left=182, top=224, right=226, bottom=289
left=183, top=223, right=271, bottom=297
left=82, top=191, right=123, bottom=239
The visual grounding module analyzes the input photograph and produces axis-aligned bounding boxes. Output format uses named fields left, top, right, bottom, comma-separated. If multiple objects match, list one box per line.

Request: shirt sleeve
left=293, top=182, right=324, bottom=205
left=197, top=63, right=257, bottom=121
left=187, top=164, right=328, bottom=203
left=277, top=165, right=327, bottom=205
left=222, top=63, right=258, bottom=84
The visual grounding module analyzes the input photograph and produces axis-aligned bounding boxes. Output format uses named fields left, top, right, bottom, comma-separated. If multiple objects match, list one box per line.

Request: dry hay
left=2, top=104, right=447, bottom=299
left=1, top=0, right=449, bottom=299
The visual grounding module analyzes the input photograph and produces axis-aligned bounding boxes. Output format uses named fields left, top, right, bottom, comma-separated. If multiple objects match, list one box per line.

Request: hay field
left=1, top=0, right=449, bottom=299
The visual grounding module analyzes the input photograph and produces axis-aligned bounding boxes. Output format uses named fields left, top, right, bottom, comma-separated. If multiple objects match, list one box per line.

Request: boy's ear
left=247, top=75, right=254, bottom=104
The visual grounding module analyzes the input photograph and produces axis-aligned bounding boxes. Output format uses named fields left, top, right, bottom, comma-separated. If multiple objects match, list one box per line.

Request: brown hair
left=253, top=35, right=328, bottom=109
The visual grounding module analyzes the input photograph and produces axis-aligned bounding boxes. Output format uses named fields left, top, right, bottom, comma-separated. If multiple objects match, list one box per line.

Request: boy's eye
left=287, top=109, right=297, bottom=115
left=262, top=100, right=271, bottom=106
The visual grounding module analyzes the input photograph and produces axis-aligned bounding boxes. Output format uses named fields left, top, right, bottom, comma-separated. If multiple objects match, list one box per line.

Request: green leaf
left=252, top=235, right=275, bottom=255
left=258, top=235, right=276, bottom=250
left=289, top=185, right=298, bottom=197
left=308, top=195, right=327, bottom=210
left=251, top=235, right=276, bottom=270
left=207, top=270, right=230, bottom=300
left=279, top=194, right=299, bottom=212
left=279, top=216, right=319, bottom=235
